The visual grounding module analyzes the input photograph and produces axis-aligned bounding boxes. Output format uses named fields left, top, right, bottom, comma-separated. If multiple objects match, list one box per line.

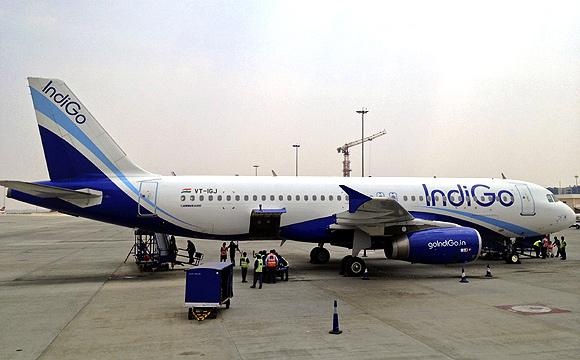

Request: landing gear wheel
left=225, top=299, right=230, bottom=309
left=506, top=253, right=520, bottom=264
left=339, top=255, right=353, bottom=275
left=310, top=247, right=330, bottom=264
left=345, top=257, right=366, bottom=277
left=187, top=308, right=193, bottom=320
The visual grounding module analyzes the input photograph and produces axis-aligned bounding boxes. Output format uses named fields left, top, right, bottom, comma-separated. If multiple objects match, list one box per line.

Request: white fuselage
left=134, top=176, right=575, bottom=238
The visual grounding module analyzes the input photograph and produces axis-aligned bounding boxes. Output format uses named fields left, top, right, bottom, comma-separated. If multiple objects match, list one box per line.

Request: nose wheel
left=310, top=247, right=330, bottom=264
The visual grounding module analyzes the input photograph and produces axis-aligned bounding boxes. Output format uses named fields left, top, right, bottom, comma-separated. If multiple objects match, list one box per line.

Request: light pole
left=356, top=108, right=368, bottom=177
left=292, top=144, right=300, bottom=176
left=575, top=175, right=578, bottom=190
left=253, top=165, right=259, bottom=176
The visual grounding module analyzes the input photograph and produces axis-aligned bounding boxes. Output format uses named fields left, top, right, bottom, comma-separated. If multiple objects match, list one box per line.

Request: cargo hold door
left=249, top=208, right=286, bottom=239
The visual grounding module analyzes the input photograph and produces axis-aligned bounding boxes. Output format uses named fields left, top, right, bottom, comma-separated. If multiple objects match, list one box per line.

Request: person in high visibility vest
left=277, top=254, right=289, bottom=281
left=560, top=236, right=567, bottom=260
left=239, top=252, right=250, bottom=283
left=219, top=242, right=228, bottom=262
left=533, top=239, right=542, bottom=258
left=250, top=253, right=263, bottom=289
left=265, top=250, right=279, bottom=284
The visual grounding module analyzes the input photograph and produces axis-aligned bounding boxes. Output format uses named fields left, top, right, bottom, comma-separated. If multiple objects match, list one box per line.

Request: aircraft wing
left=332, top=185, right=458, bottom=236
left=0, top=180, right=102, bottom=208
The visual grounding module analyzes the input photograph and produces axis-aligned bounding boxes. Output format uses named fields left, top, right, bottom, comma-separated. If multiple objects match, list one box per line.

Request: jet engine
left=384, top=227, right=481, bottom=264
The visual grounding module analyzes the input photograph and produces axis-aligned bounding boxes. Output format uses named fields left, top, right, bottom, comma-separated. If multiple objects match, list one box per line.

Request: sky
left=1, top=1, right=579, bottom=208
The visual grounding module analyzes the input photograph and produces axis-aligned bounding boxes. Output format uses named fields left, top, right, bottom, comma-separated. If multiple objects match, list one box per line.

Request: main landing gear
left=339, top=255, right=366, bottom=277
left=310, top=245, right=330, bottom=264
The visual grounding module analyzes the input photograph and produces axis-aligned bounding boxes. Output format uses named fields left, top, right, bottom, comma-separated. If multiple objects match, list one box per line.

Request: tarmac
left=1, top=214, right=580, bottom=360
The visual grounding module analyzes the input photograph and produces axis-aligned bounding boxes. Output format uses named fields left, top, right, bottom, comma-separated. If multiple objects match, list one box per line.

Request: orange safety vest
left=266, top=253, right=278, bottom=269
left=220, top=246, right=227, bottom=256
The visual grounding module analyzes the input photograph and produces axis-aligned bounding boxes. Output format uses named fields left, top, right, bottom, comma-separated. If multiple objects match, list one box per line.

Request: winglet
left=339, top=185, right=372, bottom=213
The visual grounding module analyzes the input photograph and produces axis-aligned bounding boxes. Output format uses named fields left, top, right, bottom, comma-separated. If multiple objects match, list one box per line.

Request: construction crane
left=337, top=130, right=386, bottom=177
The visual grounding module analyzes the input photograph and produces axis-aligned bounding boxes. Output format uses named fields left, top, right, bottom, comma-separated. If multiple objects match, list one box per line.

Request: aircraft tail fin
left=27, top=77, right=150, bottom=181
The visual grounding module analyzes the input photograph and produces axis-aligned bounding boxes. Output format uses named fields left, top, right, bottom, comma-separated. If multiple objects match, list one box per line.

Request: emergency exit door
left=514, top=184, right=535, bottom=216
left=138, top=181, right=158, bottom=216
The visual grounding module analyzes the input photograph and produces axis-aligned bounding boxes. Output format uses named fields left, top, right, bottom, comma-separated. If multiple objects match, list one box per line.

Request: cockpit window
left=546, top=194, right=554, bottom=203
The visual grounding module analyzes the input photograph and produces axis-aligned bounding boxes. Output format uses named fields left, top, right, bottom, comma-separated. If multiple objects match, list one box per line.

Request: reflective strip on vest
left=240, top=257, right=249, bottom=268
left=266, top=254, right=277, bottom=268
left=256, top=259, right=263, bottom=272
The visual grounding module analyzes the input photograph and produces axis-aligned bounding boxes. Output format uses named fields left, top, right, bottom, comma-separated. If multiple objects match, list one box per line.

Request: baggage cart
left=184, top=262, right=234, bottom=321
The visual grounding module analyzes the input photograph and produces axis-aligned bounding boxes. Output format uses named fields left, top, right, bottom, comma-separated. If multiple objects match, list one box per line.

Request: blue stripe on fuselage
left=415, top=207, right=540, bottom=237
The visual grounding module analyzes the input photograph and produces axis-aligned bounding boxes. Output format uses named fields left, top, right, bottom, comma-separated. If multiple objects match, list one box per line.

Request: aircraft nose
left=562, top=203, right=576, bottom=227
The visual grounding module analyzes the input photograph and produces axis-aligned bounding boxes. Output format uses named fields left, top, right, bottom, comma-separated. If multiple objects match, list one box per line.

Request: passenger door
left=138, top=181, right=158, bottom=216
left=514, top=184, right=535, bottom=216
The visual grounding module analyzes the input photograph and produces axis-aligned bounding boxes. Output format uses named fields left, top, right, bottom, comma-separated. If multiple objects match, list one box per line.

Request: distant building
left=555, top=194, right=580, bottom=213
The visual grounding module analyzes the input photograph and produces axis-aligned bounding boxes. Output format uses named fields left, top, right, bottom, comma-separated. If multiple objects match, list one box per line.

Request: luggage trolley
left=184, top=262, right=234, bottom=321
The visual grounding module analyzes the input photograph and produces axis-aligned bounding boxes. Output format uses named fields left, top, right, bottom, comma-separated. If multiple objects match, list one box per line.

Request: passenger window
left=279, top=195, right=283, bottom=201
left=321, top=195, right=325, bottom=201
left=403, top=195, right=408, bottom=201
left=199, top=195, right=204, bottom=201
left=426, top=196, right=431, bottom=202
left=253, top=195, right=258, bottom=201
left=287, top=195, right=292, bottom=201
left=190, top=195, right=195, bottom=201
left=419, top=196, right=424, bottom=201
left=411, top=195, right=416, bottom=201
left=181, top=195, right=186, bottom=201
left=345, top=195, right=349, bottom=201
left=243, top=195, right=248, bottom=201
left=304, top=195, right=309, bottom=201
left=312, top=195, right=317, bottom=201
left=270, top=195, right=275, bottom=201
left=235, top=195, right=240, bottom=201
left=217, top=195, right=222, bottom=201
left=261, top=195, right=266, bottom=201
left=337, top=195, right=342, bottom=201
left=208, top=195, right=213, bottom=201
left=435, top=196, right=439, bottom=202
left=329, top=195, right=333, bottom=201
left=296, top=195, right=300, bottom=201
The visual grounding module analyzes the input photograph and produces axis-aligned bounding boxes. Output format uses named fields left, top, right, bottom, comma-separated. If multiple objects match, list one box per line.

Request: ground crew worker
left=553, top=236, right=561, bottom=257
left=277, top=254, right=289, bottom=281
left=186, top=240, right=196, bottom=265
left=560, top=236, right=567, bottom=260
left=250, top=253, right=263, bottom=289
left=169, top=235, right=178, bottom=268
left=533, top=239, right=542, bottom=258
left=228, top=240, right=240, bottom=266
left=219, top=242, right=228, bottom=262
left=542, top=235, right=550, bottom=259
left=240, top=252, right=250, bottom=283
left=265, top=250, right=278, bottom=284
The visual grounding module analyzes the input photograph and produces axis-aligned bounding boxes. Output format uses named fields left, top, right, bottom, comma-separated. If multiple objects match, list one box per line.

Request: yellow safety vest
left=533, top=240, right=541, bottom=247
left=240, top=257, right=250, bottom=269
left=256, top=258, right=263, bottom=273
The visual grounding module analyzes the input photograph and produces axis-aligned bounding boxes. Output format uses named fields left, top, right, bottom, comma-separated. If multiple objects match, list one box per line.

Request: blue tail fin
left=28, top=78, right=150, bottom=181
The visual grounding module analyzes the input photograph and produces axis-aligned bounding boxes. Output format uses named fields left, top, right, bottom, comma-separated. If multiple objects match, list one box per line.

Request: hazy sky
left=1, top=0, right=579, bottom=208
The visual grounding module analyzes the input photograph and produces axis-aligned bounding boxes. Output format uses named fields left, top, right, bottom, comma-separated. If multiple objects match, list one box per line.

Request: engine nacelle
left=384, top=227, right=481, bottom=264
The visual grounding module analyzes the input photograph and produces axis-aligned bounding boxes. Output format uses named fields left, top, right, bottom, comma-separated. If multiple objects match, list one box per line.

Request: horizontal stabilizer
left=0, top=180, right=102, bottom=208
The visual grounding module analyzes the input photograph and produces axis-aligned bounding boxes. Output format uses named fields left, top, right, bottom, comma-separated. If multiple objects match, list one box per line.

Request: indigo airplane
left=1, top=78, right=575, bottom=276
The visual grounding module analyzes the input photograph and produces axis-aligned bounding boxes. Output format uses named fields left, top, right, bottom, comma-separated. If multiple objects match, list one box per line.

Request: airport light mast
left=337, top=130, right=386, bottom=177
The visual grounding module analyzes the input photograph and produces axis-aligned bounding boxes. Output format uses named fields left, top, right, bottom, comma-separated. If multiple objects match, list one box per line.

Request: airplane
left=1, top=77, right=575, bottom=276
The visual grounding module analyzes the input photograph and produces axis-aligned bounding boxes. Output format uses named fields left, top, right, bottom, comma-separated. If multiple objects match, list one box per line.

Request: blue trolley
left=185, top=262, right=234, bottom=321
